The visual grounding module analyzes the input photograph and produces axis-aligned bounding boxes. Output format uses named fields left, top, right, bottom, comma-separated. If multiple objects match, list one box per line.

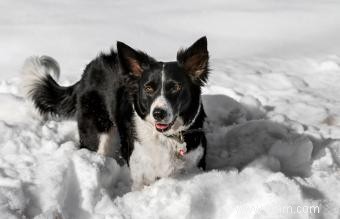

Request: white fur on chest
left=129, top=113, right=203, bottom=190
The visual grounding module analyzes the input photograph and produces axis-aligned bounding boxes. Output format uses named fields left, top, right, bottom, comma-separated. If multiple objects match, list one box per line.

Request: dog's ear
left=177, top=36, right=209, bottom=85
left=117, top=41, right=153, bottom=78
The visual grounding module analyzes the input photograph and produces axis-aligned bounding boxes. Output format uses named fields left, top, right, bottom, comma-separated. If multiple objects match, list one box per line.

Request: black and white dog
left=23, top=37, right=209, bottom=190
left=117, top=37, right=209, bottom=189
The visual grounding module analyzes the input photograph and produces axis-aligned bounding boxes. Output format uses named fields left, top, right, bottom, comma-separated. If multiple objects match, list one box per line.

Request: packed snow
left=0, top=0, right=340, bottom=218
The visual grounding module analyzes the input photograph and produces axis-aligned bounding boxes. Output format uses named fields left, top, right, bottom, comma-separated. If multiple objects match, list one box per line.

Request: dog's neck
left=170, top=99, right=202, bottom=135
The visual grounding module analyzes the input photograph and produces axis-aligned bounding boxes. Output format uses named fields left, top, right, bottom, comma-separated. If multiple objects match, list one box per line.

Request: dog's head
left=117, top=37, right=209, bottom=134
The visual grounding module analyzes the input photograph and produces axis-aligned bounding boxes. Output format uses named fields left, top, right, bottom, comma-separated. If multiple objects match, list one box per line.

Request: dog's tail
left=22, top=56, right=79, bottom=118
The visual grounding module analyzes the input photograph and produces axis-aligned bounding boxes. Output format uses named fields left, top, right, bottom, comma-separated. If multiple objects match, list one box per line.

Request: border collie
left=22, top=37, right=209, bottom=190
left=117, top=37, right=209, bottom=190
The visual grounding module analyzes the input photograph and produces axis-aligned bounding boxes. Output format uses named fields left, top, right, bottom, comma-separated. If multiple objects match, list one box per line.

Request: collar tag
left=176, top=141, right=187, bottom=157
left=165, top=132, right=187, bottom=157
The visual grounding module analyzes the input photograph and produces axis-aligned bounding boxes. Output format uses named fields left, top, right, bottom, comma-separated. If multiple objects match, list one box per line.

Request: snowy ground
left=0, top=0, right=340, bottom=218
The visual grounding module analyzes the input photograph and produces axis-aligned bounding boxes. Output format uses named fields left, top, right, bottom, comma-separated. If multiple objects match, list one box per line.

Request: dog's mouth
left=155, top=119, right=176, bottom=132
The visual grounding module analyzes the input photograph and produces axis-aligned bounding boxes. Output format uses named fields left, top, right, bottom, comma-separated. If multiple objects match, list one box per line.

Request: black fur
left=27, top=50, right=134, bottom=160
left=30, top=74, right=79, bottom=117
left=184, top=107, right=207, bottom=169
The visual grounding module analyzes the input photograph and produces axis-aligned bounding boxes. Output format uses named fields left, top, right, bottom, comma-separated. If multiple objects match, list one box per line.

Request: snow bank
left=115, top=169, right=305, bottom=219
left=0, top=57, right=339, bottom=218
left=1, top=0, right=340, bottom=218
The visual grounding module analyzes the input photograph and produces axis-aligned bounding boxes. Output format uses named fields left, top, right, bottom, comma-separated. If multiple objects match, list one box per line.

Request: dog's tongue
left=155, top=123, right=169, bottom=130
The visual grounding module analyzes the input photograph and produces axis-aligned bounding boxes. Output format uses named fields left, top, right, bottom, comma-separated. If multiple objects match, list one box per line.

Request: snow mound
left=114, top=169, right=306, bottom=219
left=1, top=0, right=340, bottom=217
left=1, top=56, right=340, bottom=218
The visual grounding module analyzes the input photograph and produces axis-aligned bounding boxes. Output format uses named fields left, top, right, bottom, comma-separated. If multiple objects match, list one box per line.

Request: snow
left=1, top=0, right=340, bottom=218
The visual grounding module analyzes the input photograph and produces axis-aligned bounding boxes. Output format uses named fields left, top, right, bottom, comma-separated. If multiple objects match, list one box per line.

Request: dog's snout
left=153, top=108, right=167, bottom=121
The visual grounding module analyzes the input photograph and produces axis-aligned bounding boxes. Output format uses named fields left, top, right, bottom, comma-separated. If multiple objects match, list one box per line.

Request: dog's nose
left=153, top=108, right=167, bottom=121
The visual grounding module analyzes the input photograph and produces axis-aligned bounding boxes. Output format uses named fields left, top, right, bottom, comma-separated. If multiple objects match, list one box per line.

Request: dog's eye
left=172, top=83, right=182, bottom=93
left=144, top=85, right=154, bottom=94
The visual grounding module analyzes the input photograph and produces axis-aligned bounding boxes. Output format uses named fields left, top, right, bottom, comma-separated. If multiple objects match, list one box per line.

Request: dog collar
left=164, top=99, right=204, bottom=158
left=167, top=128, right=205, bottom=158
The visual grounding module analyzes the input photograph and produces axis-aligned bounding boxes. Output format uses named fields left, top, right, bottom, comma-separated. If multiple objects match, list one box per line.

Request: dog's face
left=117, top=37, right=209, bottom=134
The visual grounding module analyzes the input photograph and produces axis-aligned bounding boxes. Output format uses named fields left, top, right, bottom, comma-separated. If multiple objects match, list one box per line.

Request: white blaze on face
left=150, top=63, right=174, bottom=124
left=161, top=63, right=165, bottom=96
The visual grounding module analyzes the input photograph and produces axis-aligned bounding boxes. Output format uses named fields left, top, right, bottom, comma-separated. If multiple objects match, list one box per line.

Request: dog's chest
left=129, top=113, right=204, bottom=190
left=129, top=115, right=184, bottom=188
left=131, top=121, right=184, bottom=174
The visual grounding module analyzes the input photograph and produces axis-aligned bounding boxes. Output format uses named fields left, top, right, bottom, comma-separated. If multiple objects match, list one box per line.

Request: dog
left=22, top=50, right=134, bottom=163
left=22, top=36, right=209, bottom=190
left=117, top=36, right=209, bottom=190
